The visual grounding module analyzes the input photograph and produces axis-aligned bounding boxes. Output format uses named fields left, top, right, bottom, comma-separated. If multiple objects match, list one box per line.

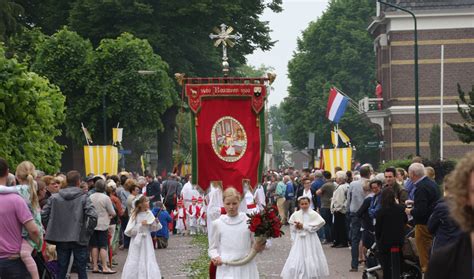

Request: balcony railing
left=358, top=97, right=384, bottom=113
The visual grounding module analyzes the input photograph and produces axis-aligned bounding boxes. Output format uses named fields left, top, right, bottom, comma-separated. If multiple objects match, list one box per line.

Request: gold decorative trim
left=392, top=124, right=452, bottom=129
left=391, top=38, right=474, bottom=47
left=391, top=58, right=474, bottom=65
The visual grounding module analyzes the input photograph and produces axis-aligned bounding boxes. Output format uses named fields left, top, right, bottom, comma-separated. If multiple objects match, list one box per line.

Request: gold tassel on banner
left=195, top=116, right=199, bottom=126
left=256, top=117, right=259, bottom=127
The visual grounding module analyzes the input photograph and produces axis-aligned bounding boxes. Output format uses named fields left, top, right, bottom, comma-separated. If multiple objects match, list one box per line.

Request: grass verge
left=185, top=234, right=209, bottom=278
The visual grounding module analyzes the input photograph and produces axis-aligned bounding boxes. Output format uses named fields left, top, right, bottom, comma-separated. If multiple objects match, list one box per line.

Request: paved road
left=72, top=226, right=363, bottom=279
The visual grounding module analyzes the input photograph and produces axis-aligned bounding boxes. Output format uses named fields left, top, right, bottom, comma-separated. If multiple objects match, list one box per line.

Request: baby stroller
left=362, top=229, right=422, bottom=279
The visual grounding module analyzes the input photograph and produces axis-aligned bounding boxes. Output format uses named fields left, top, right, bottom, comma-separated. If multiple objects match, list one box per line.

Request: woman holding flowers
left=281, top=196, right=329, bottom=279
left=208, top=187, right=266, bottom=278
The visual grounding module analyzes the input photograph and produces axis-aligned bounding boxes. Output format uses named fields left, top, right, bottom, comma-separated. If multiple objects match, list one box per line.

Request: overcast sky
left=246, top=0, right=330, bottom=106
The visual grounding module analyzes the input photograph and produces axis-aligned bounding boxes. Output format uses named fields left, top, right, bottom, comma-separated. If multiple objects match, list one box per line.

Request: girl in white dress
left=122, top=195, right=162, bottom=279
left=208, top=187, right=265, bottom=279
left=281, top=196, right=329, bottom=279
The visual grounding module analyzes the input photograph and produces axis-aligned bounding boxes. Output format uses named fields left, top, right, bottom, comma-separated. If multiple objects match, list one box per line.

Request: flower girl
left=281, top=196, right=329, bottom=279
left=122, top=195, right=162, bottom=279
left=208, top=187, right=265, bottom=279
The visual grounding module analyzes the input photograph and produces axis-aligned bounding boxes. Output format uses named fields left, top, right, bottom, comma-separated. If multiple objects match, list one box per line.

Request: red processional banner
left=185, top=83, right=266, bottom=193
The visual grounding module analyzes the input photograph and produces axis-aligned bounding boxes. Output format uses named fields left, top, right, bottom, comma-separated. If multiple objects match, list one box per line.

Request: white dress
left=281, top=209, right=329, bottom=279
left=209, top=213, right=259, bottom=279
left=122, top=211, right=162, bottom=279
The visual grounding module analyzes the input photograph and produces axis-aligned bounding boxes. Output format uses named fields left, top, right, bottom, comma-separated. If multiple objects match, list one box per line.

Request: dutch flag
left=326, top=87, right=349, bottom=124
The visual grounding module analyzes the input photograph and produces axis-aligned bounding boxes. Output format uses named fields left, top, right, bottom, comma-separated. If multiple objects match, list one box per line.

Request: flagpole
left=81, top=122, right=90, bottom=146
left=333, top=87, right=359, bottom=112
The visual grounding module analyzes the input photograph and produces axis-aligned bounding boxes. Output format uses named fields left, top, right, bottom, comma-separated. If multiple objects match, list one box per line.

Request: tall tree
left=68, top=0, right=282, bottom=174
left=283, top=0, right=379, bottom=165
left=0, top=0, right=24, bottom=41
left=0, top=45, right=65, bottom=172
left=32, top=27, right=92, bottom=143
left=448, top=84, right=474, bottom=143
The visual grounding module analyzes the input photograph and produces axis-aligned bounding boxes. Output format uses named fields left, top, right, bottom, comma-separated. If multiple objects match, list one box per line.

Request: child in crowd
left=174, top=200, right=187, bottom=235
left=198, top=196, right=207, bottom=234
left=188, top=196, right=200, bottom=235
left=122, top=195, right=162, bottom=279
left=281, top=196, right=329, bottom=279
left=152, top=201, right=173, bottom=249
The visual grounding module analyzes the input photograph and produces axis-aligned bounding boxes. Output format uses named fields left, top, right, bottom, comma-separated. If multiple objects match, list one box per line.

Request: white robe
left=207, top=186, right=224, bottom=243
left=281, top=209, right=329, bottom=279
left=208, top=213, right=259, bottom=279
left=253, top=185, right=266, bottom=212
left=122, top=211, right=162, bottom=279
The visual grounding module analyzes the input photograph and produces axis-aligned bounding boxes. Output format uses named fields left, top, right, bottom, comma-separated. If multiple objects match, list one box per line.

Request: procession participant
left=181, top=175, right=194, bottom=209
left=207, top=182, right=224, bottom=243
left=243, top=183, right=258, bottom=215
left=281, top=196, right=329, bottom=279
left=174, top=200, right=187, bottom=235
left=188, top=196, right=200, bottom=235
left=122, top=195, right=162, bottom=279
left=253, top=183, right=266, bottom=212
left=198, top=197, right=207, bottom=234
left=208, top=187, right=265, bottom=279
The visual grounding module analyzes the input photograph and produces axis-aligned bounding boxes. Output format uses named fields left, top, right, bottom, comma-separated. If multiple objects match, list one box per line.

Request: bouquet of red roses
left=248, top=205, right=284, bottom=238
left=223, top=205, right=284, bottom=266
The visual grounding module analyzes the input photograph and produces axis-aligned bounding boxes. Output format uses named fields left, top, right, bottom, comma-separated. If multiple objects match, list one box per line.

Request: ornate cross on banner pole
left=209, top=23, right=241, bottom=76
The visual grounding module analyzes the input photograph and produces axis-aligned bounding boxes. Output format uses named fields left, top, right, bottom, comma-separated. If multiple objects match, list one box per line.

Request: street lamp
left=377, top=0, right=420, bottom=156
left=102, top=70, right=156, bottom=144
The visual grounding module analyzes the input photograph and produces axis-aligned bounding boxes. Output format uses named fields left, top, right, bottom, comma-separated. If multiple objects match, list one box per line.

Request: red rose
left=267, top=210, right=276, bottom=219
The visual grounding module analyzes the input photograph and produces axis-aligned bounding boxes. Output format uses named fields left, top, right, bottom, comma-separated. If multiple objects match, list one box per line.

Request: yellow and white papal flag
left=84, top=146, right=119, bottom=175
left=112, top=128, right=123, bottom=144
left=323, top=148, right=352, bottom=176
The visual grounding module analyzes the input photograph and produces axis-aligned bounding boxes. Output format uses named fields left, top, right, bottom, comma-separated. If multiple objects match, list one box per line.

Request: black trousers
left=333, top=211, right=348, bottom=246
left=379, top=246, right=403, bottom=279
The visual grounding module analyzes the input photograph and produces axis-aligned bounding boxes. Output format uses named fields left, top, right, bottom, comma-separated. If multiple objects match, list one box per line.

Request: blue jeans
left=350, top=213, right=362, bottom=269
left=0, top=258, right=30, bottom=279
left=56, top=242, right=88, bottom=279
left=320, top=208, right=333, bottom=243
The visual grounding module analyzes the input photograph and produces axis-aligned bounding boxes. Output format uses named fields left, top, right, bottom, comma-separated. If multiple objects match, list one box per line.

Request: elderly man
left=346, top=165, right=371, bottom=272
left=405, top=163, right=439, bottom=273
left=275, top=175, right=287, bottom=224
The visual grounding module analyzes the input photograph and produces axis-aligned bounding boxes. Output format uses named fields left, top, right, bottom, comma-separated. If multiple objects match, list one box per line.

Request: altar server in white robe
left=208, top=187, right=266, bottom=279
left=281, top=196, right=329, bottom=279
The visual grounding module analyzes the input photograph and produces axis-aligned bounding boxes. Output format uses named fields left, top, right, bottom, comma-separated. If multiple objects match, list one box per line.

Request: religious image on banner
left=212, top=116, right=248, bottom=162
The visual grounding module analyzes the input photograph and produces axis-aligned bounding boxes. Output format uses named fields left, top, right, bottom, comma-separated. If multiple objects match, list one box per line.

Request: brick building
left=364, top=0, right=473, bottom=160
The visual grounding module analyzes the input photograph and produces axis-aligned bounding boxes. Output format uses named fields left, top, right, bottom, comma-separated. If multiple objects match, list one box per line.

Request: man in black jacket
left=405, top=162, right=439, bottom=273
left=145, top=172, right=161, bottom=206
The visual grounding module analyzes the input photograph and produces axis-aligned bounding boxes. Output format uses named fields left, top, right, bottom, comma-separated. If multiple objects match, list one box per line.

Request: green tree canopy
left=32, top=27, right=93, bottom=142
left=0, top=0, right=24, bottom=41
left=0, top=45, right=65, bottom=173
left=85, top=33, right=176, bottom=144
left=283, top=0, right=379, bottom=164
